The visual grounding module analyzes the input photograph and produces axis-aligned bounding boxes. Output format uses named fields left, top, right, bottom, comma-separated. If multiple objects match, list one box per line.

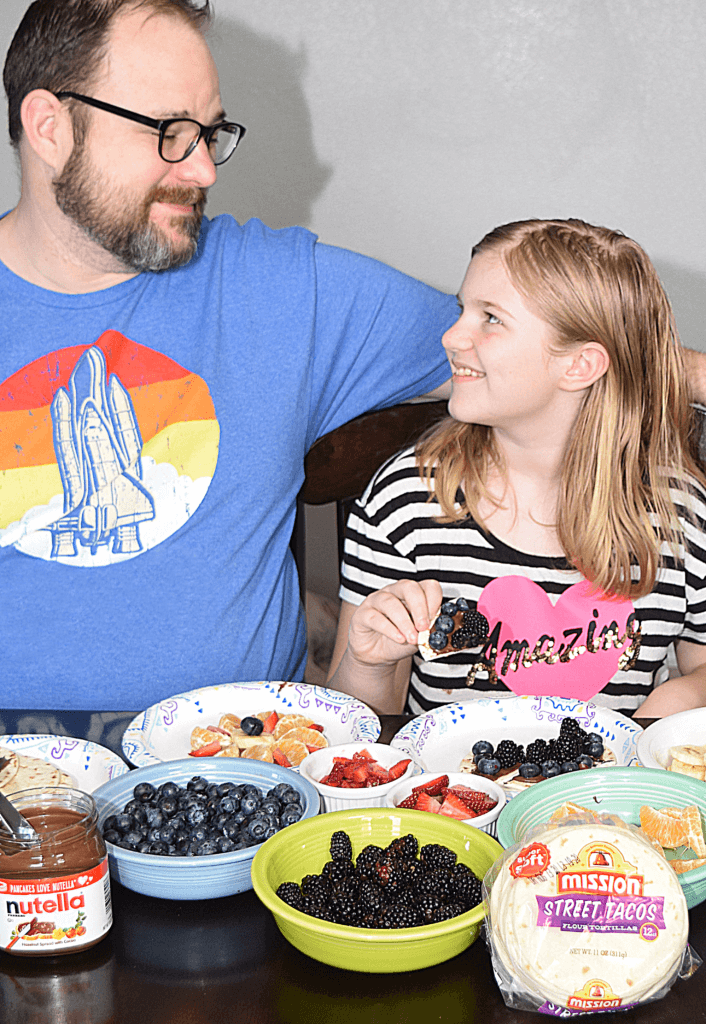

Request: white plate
left=390, top=696, right=641, bottom=777
left=0, top=734, right=129, bottom=794
left=122, top=681, right=381, bottom=767
left=637, top=707, right=706, bottom=769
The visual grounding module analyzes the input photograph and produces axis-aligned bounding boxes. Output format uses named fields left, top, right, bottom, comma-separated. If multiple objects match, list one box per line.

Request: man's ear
left=559, top=341, right=610, bottom=392
left=20, top=89, right=74, bottom=170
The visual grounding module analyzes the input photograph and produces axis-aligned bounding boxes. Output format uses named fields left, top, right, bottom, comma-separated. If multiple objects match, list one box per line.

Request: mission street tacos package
left=484, top=816, right=700, bottom=1015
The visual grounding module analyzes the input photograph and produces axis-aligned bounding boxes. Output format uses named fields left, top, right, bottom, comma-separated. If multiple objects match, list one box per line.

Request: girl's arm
left=637, top=639, right=706, bottom=717
left=326, top=580, right=442, bottom=714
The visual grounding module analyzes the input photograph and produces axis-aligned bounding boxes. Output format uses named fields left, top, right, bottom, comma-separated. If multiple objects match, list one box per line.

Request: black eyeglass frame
left=54, top=91, right=246, bottom=165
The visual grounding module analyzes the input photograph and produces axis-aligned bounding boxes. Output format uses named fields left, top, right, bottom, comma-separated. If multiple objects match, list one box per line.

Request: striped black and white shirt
left=339, top=447, right=706, bottom=717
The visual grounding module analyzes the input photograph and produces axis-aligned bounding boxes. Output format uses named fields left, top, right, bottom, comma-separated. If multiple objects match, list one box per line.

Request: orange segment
left=670, top=857, right=706, bottom=874
left=273, top=714, right=315, bottom=740
left=190, top=727, right=228, bottom=751
left=549, top=802, right=592, bottom=822
left=276, top=737, right=310, bottom=766
left=640, top=806, right=690, bottom=849
left=280, top=727, right=328, bottom=751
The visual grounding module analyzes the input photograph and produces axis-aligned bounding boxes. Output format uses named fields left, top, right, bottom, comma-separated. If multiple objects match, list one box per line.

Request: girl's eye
left=486, top=312, right=501, bottom=325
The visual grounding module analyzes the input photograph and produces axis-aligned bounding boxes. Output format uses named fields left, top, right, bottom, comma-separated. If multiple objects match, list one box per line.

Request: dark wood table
left=2, top=715, right=706, bottom=1024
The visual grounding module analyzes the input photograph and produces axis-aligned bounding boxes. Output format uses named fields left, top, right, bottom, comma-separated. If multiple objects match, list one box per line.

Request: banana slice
left=669, top=744, right=706, bottom=767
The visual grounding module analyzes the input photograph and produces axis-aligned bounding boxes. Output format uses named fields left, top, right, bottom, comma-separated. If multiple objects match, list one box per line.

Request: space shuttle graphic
left=48, top=346, right=156, bottom=557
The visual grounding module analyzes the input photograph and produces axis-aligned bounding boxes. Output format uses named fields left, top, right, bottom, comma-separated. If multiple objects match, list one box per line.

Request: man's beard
left=53, top=142, right=207, bottom=273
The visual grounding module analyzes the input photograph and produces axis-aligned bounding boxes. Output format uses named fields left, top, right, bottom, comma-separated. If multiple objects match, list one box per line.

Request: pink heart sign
left=476, top=577, right=638, bottom=702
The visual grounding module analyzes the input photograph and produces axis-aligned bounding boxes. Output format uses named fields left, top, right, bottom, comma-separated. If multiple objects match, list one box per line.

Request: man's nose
left=172, top=138, right=218, bottom=188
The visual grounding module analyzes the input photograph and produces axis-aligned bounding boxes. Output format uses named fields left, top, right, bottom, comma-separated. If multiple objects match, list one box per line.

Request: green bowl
left=496, top=766, right=706, bottom=908
left=251, top=807, right=502, bottom=973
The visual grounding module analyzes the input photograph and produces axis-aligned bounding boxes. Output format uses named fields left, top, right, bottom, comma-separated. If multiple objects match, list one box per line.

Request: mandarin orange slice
left=283, top=727, right=327, bottom=751
left=639, top=806, right=690, bottom=849
left=273, top=714, right=315, bottom=740
left=276, top=737, right=310, bottom=766
left=241, top=743, right=274, bottom=763
left=549, top=801, right=592, bottom=821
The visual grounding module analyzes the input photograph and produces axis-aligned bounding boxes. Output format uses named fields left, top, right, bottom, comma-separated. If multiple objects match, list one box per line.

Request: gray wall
left=1, top=0, right=705, bottom=597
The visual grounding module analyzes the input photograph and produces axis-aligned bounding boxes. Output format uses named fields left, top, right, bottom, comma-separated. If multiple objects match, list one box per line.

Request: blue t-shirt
left=0, top=215, right=455, bottom=711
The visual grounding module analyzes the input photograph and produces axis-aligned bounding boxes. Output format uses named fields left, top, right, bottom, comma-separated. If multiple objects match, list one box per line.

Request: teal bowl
left=251, top=806, right=502, bottom=973
left=496, top=766, right=706, bottom=908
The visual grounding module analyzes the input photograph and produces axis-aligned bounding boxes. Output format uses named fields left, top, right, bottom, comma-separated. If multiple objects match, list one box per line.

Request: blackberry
left=452, top=871, right=483, bottom=909
left=559, top=717, right=585, bottom=739
left=495, top=739, right=525, bottom=769
left=380, top=903, right=419, bottom=928
left=451, top=629, right=474, bottom=649
left=554, top=735, right=582, bottom=761
left=388, top=834, right=419, bottom=862
left=276, top=882, right=303, bottom=909
left=525, top=739, right=549, bottom=764
left=330, top=830, right=353, bottom=861
left=330, top=894, right=361, bottom=925
left=416, top=893, right=443, bottom=922
left=419, top=843, right=457, bottom=872
left=358, top=880, right=385, bottom=911
left=431, top=902, right=466, bottom=923
left=356, top=844, right=385, bottom=874
left=301, top=874, right=331, bottom=901
left=461, top=609, right=489, bottom=643
left=323, top=859, right=354, bottom=887
left=416, top=870, right=455, bottom=900
left=300, top=897, right=335, bottom=922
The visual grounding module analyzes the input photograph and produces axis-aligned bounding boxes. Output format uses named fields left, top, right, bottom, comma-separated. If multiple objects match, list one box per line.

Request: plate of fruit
left=390, top=695, right=641, bottom=800
left=122, top=681, right=381, bottom=768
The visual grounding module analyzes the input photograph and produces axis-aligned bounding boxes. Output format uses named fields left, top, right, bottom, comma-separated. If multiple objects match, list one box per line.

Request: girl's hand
left=346, top=579, right=442, bottom=667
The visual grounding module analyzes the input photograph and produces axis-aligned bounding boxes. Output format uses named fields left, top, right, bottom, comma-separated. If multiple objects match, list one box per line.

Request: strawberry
left=386, top=758, right=411, bottom=781
left=188, top=740, right=221, bottom=757
left=261, top=710, right=279, bottom=734
left=447, top=785, right=497, bottom=815
left=412, top=775, right=449, bottom=797
left=272, top=747, right=291, bottom=767
left=397, top=793, right=419, bottom=809
left=352, top=749, right=374, bottom=760
left=309, top=723, right=325, bottom=732
left=439, top=792, right=473, bottom=820
left=415, top=792, right=441, bottom=813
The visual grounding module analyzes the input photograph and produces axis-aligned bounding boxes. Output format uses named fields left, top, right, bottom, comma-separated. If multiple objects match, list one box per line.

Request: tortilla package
left=484, top=817, right=700, bottom=1014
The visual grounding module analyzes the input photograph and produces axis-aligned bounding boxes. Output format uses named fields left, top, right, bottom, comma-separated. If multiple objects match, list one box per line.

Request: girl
left=326, top=218, right=706, bottom=719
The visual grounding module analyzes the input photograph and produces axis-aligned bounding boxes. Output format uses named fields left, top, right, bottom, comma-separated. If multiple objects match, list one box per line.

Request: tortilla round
left=489, top=822, right=688, bottom=1010
left=1, top=752, right=76, bottom=794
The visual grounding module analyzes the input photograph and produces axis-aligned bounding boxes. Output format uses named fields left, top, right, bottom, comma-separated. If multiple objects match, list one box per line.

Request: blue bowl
left=92, top=758, right=320, bottom=900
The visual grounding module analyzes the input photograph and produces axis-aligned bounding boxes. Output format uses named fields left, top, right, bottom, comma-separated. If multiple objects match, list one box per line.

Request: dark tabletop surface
left=2, top=713, right=706, bottom=1024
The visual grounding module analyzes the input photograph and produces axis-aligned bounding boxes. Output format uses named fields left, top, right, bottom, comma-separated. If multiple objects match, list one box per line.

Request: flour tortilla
left=0, top=751, right=76, bottom=795
left=0, top=748, right=19, bottom=792
left=489, top=822, right=688, bottom=1009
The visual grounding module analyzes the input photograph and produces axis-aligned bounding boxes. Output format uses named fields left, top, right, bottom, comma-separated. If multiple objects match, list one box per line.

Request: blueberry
left=270, top=783, right=294, bottom=799
left=247, top=815, right=270, bottom=841
left=143, top=807, right=164, bottom=828
left=186, top=805, right=208, bottom=826
left=241, top=794, right=260, bottom=816
left=576, top=754, right=594, bottom=769
left=455, top=597, right=470, bottom=610
left=158, top=796, right=178, bottom=818
left=103, top=815, right=121, bottom=833
left=441, top=600, right=457, bottom=615
left=218, top=797, right=239, bottom=815
left=541, top=760, right=561, bottom=778
left=217, top=837, right=237, bottom=853
left=187, top=776, right=209, bottom=793
left=472, top=740, right=494, bottom=760
left=157, top=782, right=180, bottom=799
left=241, top=716, right=264, bottom=736
left=434, top=614, right=456, bottom=634
left=133, top=782, right=157, bottom=803
left=560, top=761, right=580, bottom=773
left=477, top=757, right=501, bottom=776
left=122, top=830, right=143, bottom=848
left=281, top=804, right=303, bottom=825
left=519, top=762, right=541, bottom=779
left=428, top=631, right=448, bottom=650
left=103, top=829, right=121, bottom=845
left=114, top=813, right=135, bottom=833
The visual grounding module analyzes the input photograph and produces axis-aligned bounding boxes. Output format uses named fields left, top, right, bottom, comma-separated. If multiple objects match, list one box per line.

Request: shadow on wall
left=206, top=16, right=332, bottom=229
left=655, top=261, right=706, bottom=355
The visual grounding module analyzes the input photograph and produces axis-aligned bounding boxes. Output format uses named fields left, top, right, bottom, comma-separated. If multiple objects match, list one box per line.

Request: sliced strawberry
left=189, top=740, right=222, bottom=757
left=365, top=763, right=391, bottom=781
left=412, top=774, right=449, bottom=797
left=352, top=748, right=374, bottom=760
left=332, top=756, right=350, bottom=764
left=447, top=785, right=498, bottom=814
left=306, top=744, right=322, bottom=753
left=339, top=780, right=364, bottom=788
left=272, top=747, right=291, bottom=767
left=415, top=792, right=442, bottom=813
left=396, top=793, right=419, bottom=809
left=364, top=776, right=383, bottom=787
left=309, top=723, right=325, bottom=732
left=439, top=792, right=474, bottom=819
left=261, top=710, right=279, bottom=734
left=206, top=725, right=231, bottom=736
left=386, top=758, right=411, bottom=781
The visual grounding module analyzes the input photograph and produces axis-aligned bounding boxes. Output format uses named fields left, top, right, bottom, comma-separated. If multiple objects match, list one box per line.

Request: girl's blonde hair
left=417, top=218, right=704, bottom=599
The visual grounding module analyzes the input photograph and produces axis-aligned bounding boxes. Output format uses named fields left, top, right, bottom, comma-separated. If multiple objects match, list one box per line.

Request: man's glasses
left=55, top=92, right=246, bottom=165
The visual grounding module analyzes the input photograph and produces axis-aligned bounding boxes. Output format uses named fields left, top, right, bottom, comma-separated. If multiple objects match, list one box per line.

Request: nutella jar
left=0, top=788, right=112, bottom=956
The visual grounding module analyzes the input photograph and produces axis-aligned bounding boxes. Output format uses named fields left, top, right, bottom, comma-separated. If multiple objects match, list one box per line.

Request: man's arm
left=684, top=348, right=706, bottom=406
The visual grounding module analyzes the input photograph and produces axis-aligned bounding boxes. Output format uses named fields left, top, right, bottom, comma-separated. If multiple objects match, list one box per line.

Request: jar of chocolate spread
left=0, top=787, right=112, bottom=956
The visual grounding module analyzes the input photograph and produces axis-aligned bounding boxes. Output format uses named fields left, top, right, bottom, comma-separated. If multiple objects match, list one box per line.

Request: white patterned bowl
left=390, top=696, right=641, bottom=800
left=122, top=681, right=380, bottom=767
left=92, top=758, right=320, bottom=900
left=299, top=743, right=419, bottom=812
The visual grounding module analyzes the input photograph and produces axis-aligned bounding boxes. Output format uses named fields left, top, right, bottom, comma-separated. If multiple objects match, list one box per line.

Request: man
left=0, top=0, right=456, bottom=713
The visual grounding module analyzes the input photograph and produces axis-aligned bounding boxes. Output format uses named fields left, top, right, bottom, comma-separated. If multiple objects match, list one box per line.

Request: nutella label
left=0, top=857, right=111, bottom=953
